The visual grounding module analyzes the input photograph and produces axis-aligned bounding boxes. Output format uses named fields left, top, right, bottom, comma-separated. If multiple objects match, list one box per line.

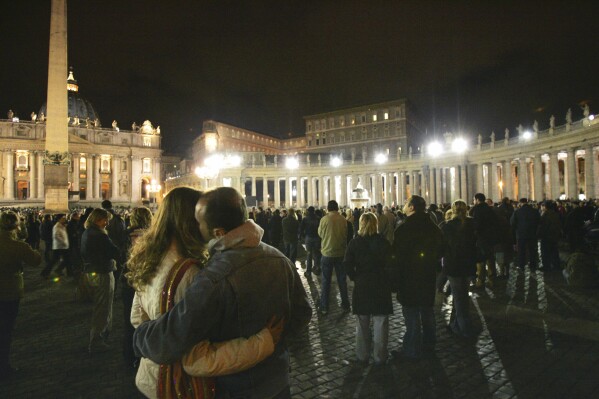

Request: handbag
left=157, top=258, right=215, bottom=399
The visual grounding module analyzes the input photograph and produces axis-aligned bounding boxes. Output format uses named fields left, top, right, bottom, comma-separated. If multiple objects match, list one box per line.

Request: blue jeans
left=283, top=242, right=297, bottom=265
left=320, top=256, right=349, bottom=310
left=304, top=237, right=321, bottom=273
left=447, top=276, right=473, bottom=337
left=401, top=306, right=436, bottom=358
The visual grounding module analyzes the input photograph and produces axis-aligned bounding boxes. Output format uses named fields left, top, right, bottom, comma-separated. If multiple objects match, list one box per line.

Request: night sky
left=3, top=1, right=599, bottom=154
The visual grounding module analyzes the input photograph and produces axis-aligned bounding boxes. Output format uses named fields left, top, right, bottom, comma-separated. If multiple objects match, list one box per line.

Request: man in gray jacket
left=133, top=187, right=312, bottom=399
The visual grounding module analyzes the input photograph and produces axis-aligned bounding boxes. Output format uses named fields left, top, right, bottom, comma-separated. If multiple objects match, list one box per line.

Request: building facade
left=167, top=101, right=598, bottom=209
left=0, top=71, right=162, bottom=207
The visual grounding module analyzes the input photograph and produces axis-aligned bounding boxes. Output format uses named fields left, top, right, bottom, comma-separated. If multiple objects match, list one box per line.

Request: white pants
left=356, top=314, right=389, bottom=364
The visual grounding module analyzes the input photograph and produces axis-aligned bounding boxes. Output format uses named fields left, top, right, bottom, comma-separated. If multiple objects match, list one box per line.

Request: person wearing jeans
left=318, top=200, right=348, bottom=314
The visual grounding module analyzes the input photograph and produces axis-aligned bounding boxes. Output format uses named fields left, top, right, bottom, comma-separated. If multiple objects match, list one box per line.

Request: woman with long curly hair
left=128, top=187, right=280, bottom=399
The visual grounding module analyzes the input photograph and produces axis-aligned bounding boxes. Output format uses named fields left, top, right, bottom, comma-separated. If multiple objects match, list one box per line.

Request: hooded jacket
left=133, top=220, right=312, bottom=399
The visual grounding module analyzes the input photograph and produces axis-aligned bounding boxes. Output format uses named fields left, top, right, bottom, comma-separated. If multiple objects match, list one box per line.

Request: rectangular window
left=142, top=158, right=151, bottom=173
left=361, top=115, right=366, bottom=123
left=373, top=114, right=377, bottom=122
left=384, top=112, right=389, bottom=120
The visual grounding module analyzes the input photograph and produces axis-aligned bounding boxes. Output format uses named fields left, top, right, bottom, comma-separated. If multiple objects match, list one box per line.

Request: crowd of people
left=1, top=190, right=598, bottom=397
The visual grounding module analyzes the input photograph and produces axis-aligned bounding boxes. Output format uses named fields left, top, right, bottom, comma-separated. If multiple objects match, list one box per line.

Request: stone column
left=131, top=156, right=142, bottom=203
left=399, top=172, right=406, bottom=204
left=518, top=158, right=529, bottom=199
left=490, top=162, right=499, bottom=202
left=72, top=154, right=80, bottom=200
left=44, top=0, right=69, bottom=212
left=86, top=155, right=93, bottom=200
left=389, top=172, right=397, bottom=206
left=549, top=152, right=560, bottom=200
left=37, top=152, right=44, bottom=199
left=585, top=145, right=595, bottom=199
left=111, top=156, right=119, bottom=200
left=251, top=176, right=257, bottom=197
left=339, top=175, right=347, bottom=207
left=533, top=154, right=544, bottom=201
left=330, top=175, right=337, bottom=203
left=477, top=163, right=485, bottom=194
left=4, top=150, right=14, bottom=200
left=262, top=177, right=269, bottom=207
left=567, top=148, right=578, bottom=200
left=504, top=160, right=513, bottom=200
left=274, top=178, right=281, bottom=208
left=434, top=168, right=442, bottom=204
left=299, top=177, right=305, bottom=207
left=94, top=155, right=101, bottom=199
left=286, top=177, right=293, bottom=208
left=318, top=176, right=325, bottom=207
left=460, top=164, right=468, bottom=201
left=29, top=152, right=37, bottom=199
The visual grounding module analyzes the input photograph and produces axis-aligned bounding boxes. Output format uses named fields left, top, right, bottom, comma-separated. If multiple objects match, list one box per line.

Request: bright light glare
left=285, top=157, right=299, bottom=169
left=522, top=131, right=533, bottom=141
left=330, top=156, right=342, bottom=167
left=589, top=114, right=595, bottom=121
left=195, top=166, right=219, bottom=179
left=205, top=154, right=224, bottom=168
left=375, top=153, right=388, bottom=164
left=452, top=137, right=468, bottom=153
left=427, top=141, right=443, bottom=157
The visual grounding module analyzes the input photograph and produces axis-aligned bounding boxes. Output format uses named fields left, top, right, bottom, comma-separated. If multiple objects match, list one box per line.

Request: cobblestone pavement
left=2, top=249, right=599, bottom=399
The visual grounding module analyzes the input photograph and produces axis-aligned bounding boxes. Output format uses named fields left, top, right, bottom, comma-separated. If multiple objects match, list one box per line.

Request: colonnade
left=0, top=149, right=158, bottom=203
left=229, top=144, right=596, bottom=209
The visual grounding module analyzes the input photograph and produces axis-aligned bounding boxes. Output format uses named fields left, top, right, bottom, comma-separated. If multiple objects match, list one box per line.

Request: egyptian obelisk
left=44, top=0, right=70, bottom=213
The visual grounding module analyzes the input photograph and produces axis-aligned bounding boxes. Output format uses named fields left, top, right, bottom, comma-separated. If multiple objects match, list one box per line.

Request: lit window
left=100, top=155, right=111, bottom=173
left=351, top=118, right=355, bottom=125
left=80, top=157, right=87, bottom=170
left=384, top=112, right=389, bottom=120
left=373, top=114, right=377, bottom=122
left=143, top=158, right=151, bottom=173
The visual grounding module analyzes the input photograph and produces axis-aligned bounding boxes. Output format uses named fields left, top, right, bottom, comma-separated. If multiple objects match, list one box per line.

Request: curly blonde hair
left=126, top=187, right=208, bottom=291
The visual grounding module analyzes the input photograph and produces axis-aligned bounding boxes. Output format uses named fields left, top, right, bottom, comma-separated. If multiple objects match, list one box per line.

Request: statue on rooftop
left=31, top=112, right=37, bottom=121
left=533, top=120, right=538, bottom=133
left=73, top=116, right=80, bottom=126
left=490, top=131, right=495, bottom=142
left=39, top=112, right=45, bottom=122
left=583, top=104, right=590, bottom=119
left=7, top=109, right=14, bottom=119
left=566, top=108, right=572, bottom=124
left=504, top=128, right=510, bottom=142
left=132, top=122, right=138, bottom=131
left=156, top=126, right=161, bottom=135
left=550, top=115, right=555, bottom=129
left=112, top=120, right=118, bottom=130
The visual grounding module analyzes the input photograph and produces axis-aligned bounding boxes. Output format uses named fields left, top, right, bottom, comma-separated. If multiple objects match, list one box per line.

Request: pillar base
left=44, top=164, right=70, bottom=213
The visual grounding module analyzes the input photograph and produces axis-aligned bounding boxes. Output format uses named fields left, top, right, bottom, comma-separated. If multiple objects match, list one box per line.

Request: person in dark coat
left=470, top=193, right=499, bottom=288
left=344, top=212, right=393, bottom=365
left=81, top=208, right=121, bottom=353
left=299, top=206, right=321, bottom=277
left=538, top=201, right=562, bottom=271
left=39, top=214, right=54, bottom=266
left=510, top=198, right=541, bottom=271
left=564, top=202, right=587, bottom=252
left=269, top=209, right=283, bottom=250
left=391, top=195, right=444, bottom=359
left=281, top=208, right=300, bottom=266
left=441, top=200, right=477, bottom=338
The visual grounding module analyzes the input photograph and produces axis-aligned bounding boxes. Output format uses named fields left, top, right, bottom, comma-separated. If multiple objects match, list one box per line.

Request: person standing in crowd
left=441, top=200, right=477, bottom=338
left=0, top=211, right=42, bottom=380
left=375, top=203, right=391, bottom=243
left=510, top=198, right=541, bottom=272
left=102, top=201, right=127, bottom=290
left=40, top=214, right=71, bottom=278
left=127, top=188, right=280, bottom=398
left=39, top=214, right=54, bottom=266
left=391, top=195, right=444, bottom=359
left=471, top=193, right=499, bottom=288
left=344, top=212, right=393, bottom=366
left=67, top=212, right=82, bottom=275
left=121, top=206, right=153, bottom=369
left=318, top=200, right=350, bottom=315
left=300, top=206, right=321, bottom=278
left=25, top=213, right=40, bottom=250
left=269, top=209, right=283, bottom=249
left=81, top=208, right=121, bottom=354
left=564, top=201, right=587, bottom=252
left=282, top=207, right=299, bottom=267
left=538, top=201, right=562, bottom=272
left=133, top=187, right=312, bottom=399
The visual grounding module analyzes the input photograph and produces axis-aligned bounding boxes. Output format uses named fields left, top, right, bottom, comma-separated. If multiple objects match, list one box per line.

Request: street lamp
left=521, top=130, right=533, bottom=141
left=375, top=153, right=387, bottom=164
left=146, top=179, right=161, bottom=209
left=285, top=157, right=299, bottom=170
left=451, top=137, right=468, bottom=154
left=427, top=141, right=443, bottom=157
left=330, top=156, right=342, bottom=167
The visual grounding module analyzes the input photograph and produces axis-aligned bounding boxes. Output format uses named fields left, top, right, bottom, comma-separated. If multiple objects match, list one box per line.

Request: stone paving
left=2, top=248, right=599, bottom=399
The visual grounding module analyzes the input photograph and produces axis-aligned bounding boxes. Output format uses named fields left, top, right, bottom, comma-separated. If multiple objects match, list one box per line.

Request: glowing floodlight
left=285, top=157, right=299, bottom=170
left=452, top=137, right=468, bottom=153
left=375, top=153, right=388, bottom=164
left=521, top=130, right=533, bottom=141
left=330, top=156, right=342, bottom=167
left=427, top=141, right=443, bottom=157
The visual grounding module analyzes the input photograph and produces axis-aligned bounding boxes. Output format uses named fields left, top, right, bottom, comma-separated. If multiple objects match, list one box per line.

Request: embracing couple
left=129, top=186, right=312, bottom=399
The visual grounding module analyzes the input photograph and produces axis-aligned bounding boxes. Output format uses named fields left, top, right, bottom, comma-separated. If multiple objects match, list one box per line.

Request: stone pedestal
left=44, top=164, right=70, bottom=213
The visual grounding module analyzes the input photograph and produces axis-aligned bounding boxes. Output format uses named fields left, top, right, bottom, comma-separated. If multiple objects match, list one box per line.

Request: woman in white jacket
left=127, top=187, right=280, bottom=399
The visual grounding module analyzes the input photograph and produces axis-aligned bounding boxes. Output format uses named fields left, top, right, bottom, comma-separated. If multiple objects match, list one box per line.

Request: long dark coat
left=344, top=234, right=393, bottom=315
left=441, top=217, right=477, bottom=277
left=391, top=212, right=444, bottom=307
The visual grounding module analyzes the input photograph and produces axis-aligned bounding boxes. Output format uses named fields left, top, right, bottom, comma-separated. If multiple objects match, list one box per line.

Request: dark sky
left=3, top=1, right=599, bottom=154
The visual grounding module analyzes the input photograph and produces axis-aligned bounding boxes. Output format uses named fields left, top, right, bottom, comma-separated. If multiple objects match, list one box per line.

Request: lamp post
left=146, top=179, right=161, bottom=209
